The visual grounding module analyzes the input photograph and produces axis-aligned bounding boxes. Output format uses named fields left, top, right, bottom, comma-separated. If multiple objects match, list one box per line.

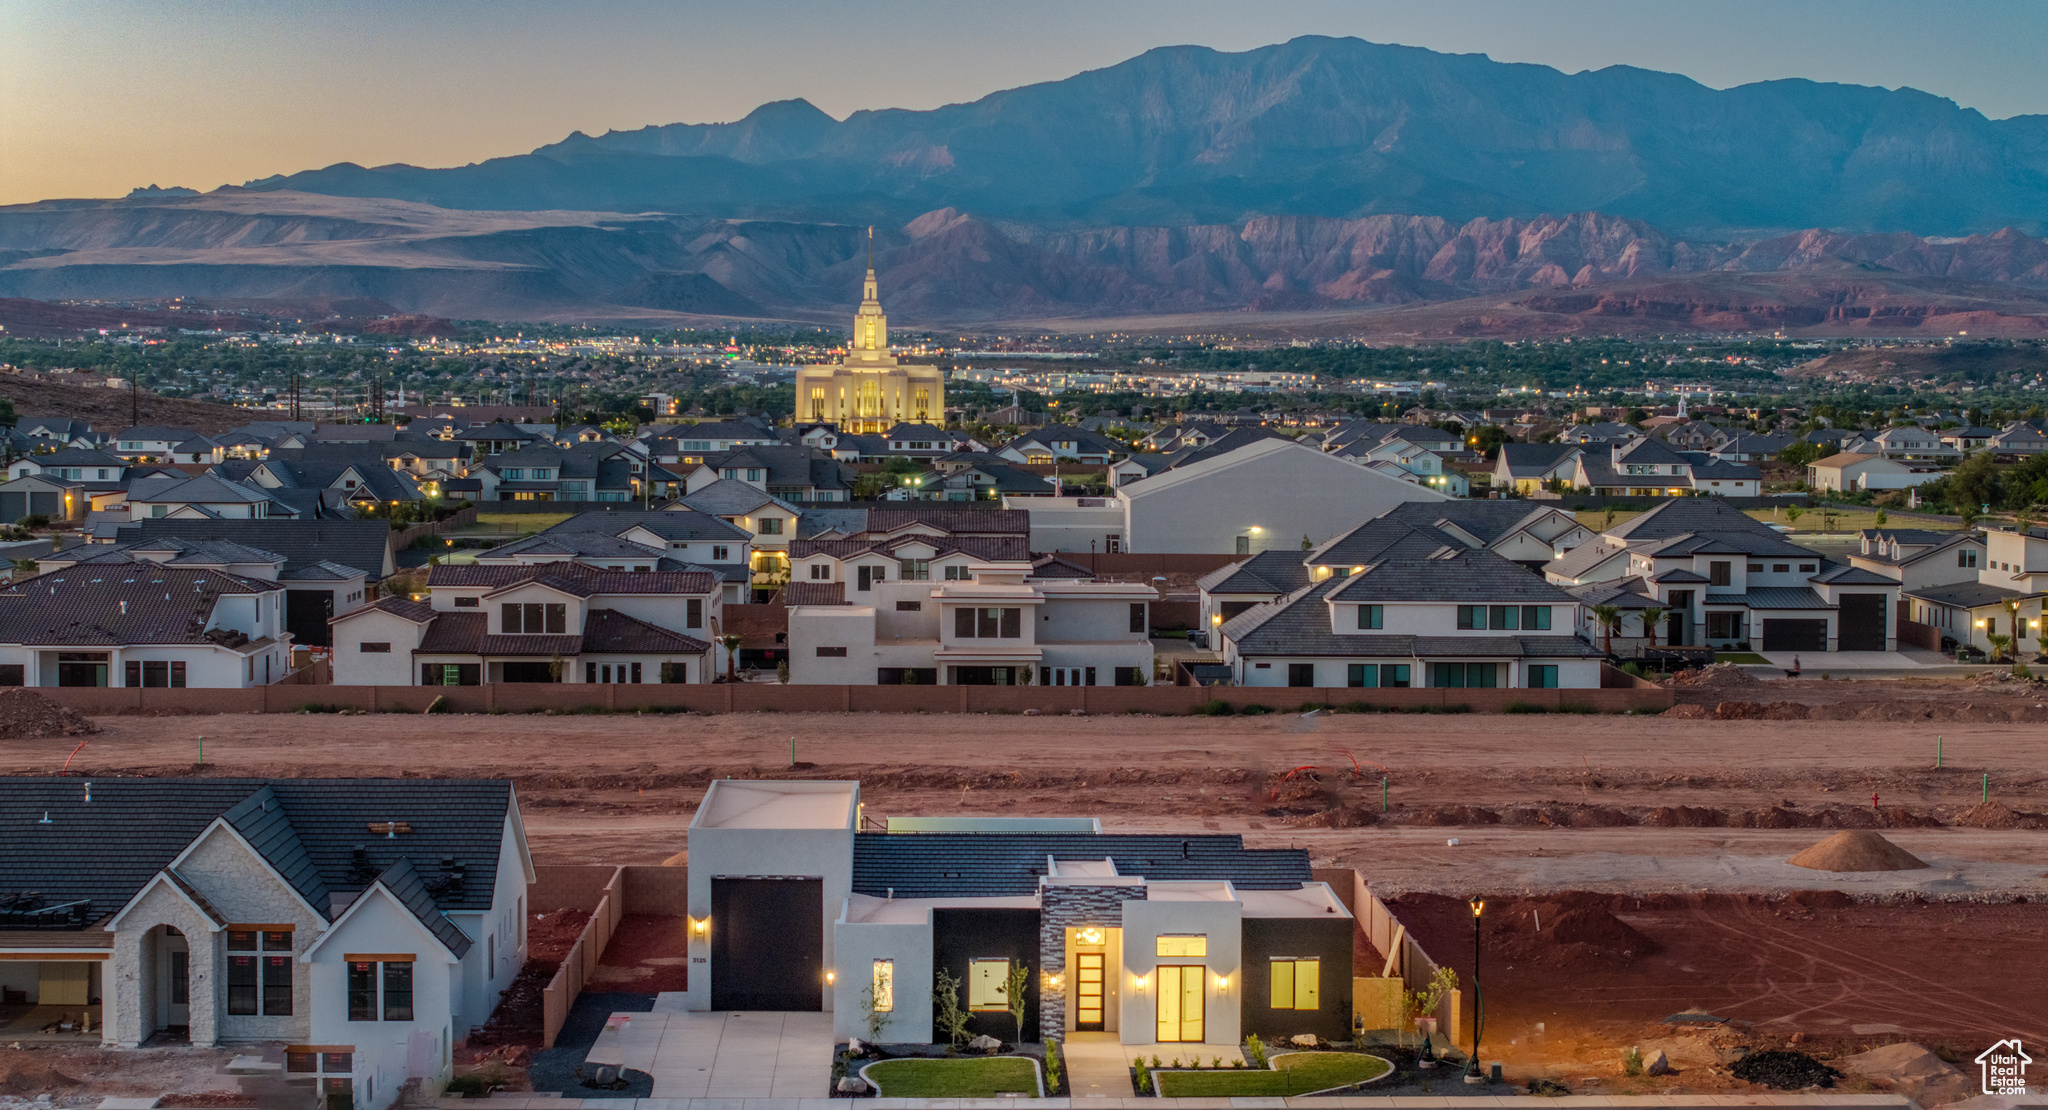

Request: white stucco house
left=0, top=561, right=293, bottom=688
left=0, top=777, right=534, bottom=1110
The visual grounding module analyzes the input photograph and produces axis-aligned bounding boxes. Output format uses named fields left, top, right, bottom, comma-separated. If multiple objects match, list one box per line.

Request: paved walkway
left=583, top=1001, right=833, bottom=1098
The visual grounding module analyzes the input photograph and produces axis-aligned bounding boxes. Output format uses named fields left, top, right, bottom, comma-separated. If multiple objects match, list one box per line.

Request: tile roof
left=350, top=595, right=436, bottom=624
left=484, top=534, right=666, bottom=560
left=580, top=608, right=710, bottom=654
left=547, top=510, right=748, bottom=543
left=782, top=581, right=848, bottom=606
left=863, top=507, right=1031, bottom=535
left=426, top=562, right=717, bottom=595
left=1196, top=550, right=1312, bottom=595
left=790, top=535, right=1032, bottom=562
left=0, top=567, right=276, bottom=646
left=0, top=777, right=514, bottom=931
left=1903, top=581, right=2028, bottom=607
left=1326, top=531, right=1574, bottom=603
left=851, top=832, right=1313, bottom=897
left=680, top=478, right=799, bottom=517
left=1704, top=587, right=1833, bottom=610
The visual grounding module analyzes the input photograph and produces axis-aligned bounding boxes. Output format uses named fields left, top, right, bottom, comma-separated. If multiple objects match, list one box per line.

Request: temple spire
left=853, top=227, right=886, bottom=353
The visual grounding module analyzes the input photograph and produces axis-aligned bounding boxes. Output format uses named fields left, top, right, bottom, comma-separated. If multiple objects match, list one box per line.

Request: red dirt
left=467, top=908, right=589, bottom=1048
left=1391, top=891, right=2048, bottom=1050
left=591, top=913, right=689, bottom=993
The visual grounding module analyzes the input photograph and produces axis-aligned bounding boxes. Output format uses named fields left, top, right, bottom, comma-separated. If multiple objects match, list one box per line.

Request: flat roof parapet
left=690, top=779, right=858, bottom=830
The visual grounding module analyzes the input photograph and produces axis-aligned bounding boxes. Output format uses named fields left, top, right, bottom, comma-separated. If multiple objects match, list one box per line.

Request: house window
left=124, top=660, right=187, bottom=687
left=1961, top=549, right=1980, bottom=568
left=1287, top=662, right=1315, bottom=687
left=1488, top=605, right=1520, bottom=630
left=1357, top=605, right=1383, bottom=630
left=810, top=564, right=831, bottom=580
left=747, top=469, right=763, bottom=482
left=712, top=545, right=730, bottom=561
left=871, top=960, right=894, bottom=1012
left=503, top=469, right=524, bottom=480
left=455, top=597, right=479, bottom=608
left=1456, top=605, right=1483, bottom=630
left=1710, top=561, right=1732, bottom=586
left=1130, top=603, right=1147, bottom=634
left=1346, top=662, right=1408, bottom=687
left=359, top=643, right=391, bottom=653
left=502, top=603, right=567, bottom=634
left=954, top=607, right=1022, bottom=638
left=900, top=559, right=931, bottom=580
left=967, top=958, right=1011, bottom=1011
left=1527, top=664, right=1559, bottom=689
left=263, top=931, right=293, bottom=1015
left=944, top=566, right=969, bottom=581
left=895, top=600, right=922, bottom=612
left=227, top=930, right=259, bottom=1015
left=1522, top=605, right=1551, bottom=630
left=382, top=961, right=413, bottom=1021
left=857, top=565, right=884, bottom=590
left=1156, top=935, right=1207, bottom=957
left=1748, top=563, right=1763, bottom=572
left=1432, top=662, right=1497, bottom=688
left=1772, top=564, right=1789, bottom=573
left=686, top=599, right=703, bottom=629
left=1270, top=958, right=1321, bottom=1010
left=348, top=962, right=377, bottom=1020
left=817, top=646, right=848, bottom=657
left=1799, top=564, right=1816, bottom=572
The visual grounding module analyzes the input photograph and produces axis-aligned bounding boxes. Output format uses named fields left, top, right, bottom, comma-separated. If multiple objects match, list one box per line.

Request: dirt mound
left=1951, top=800, right=2048, bottom=829
left=1642, top=805, right=1725, bottom=827
left=1714, top=700, right=1812, bottom=720
left=1410, top=804, right=1502, bottom=826
left=1787, top=830, right=1929, bottom=872
left=0, top=1062, right=81, bottom=1095
left=0, top=689, right=99, bottom=740
left=1666, top=662, right=1764, bottom=690
left=1661, top=703, right=1712, bottom=718
left=1545, top=906, right=1656, bottom=954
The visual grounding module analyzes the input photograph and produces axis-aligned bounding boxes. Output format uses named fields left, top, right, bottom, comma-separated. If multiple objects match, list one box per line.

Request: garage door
left=1762, top=619, right=1827, bottom=652
left=710, top=877, right=822, bottom=1010
left=1837, top=594, right=1886, bottom=651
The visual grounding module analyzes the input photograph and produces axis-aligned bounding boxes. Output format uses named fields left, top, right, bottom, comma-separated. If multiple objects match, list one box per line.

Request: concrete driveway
left=585, top=996, right=834, bottom=1098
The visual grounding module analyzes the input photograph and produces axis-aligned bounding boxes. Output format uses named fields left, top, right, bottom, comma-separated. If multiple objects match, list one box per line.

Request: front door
left=163, top=930, right=190, bottom=1027
left=1154, top=965, right=1204, bottom=1042
left=1074, top=952, right=1104, bottom=1031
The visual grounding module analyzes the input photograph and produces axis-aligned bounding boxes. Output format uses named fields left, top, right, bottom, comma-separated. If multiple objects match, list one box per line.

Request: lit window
left=871, top=959, right=894, bottom=1012
left=1155, top=935, right=1207, bottom=958
left=1269, top=958, right=1320, bottom=1010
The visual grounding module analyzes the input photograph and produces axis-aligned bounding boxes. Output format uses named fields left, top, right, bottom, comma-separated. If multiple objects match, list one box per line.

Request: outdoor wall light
left=1248, top=526, right=1263, bottom=534
left=1045, top=972, right=1065, bottom=991
left=826, top=969, right=836, bottom=984
left=1214, top=974, right=1229, bottom=993
left=691, top=916, right=709, bottom=936
left=1077, top=927, right=1103, bottom=945
left=1134, top=975, right=1147, bottom=993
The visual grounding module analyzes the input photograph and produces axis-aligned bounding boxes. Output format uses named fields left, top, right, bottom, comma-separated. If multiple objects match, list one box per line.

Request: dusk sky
left=6, top=0, right=2047, bottom=207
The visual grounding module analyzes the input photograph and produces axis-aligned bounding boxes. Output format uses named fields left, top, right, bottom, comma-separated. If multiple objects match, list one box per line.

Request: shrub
left=1504, top=701, right=1549, bottom=714
left=1043, top=1040, right=1062, bottom=1093
left=1243, top=1034, right=1268, bottom=1069
left=1238, top=703, right=1273, bottom=716
left=1338, top=700, right=1375, bottom=713
left=1559, top=703, right=1598, bottom=715
left=1622, top=662, right=1644, bottom=677
left=1190, top=699, right=1234, bottom=716
left=1623, top=1046, right=1644, bottom=1077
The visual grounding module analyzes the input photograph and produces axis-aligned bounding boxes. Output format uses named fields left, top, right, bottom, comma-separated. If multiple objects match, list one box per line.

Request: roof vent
left=368, top=820, right=412, bottom=837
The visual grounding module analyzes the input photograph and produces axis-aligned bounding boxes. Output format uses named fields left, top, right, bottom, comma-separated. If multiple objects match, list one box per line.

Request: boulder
left=968, top=1034, right=1003, bottom=1053
left=837, top=1076, right=870, bottom=1094
left=1291, top=1034, right=1319, bottom=1048
left=1834, top=1043, right=1971, bottom=1104
left=1645, top=1050, right=1672, bottom=1076
left=846, top=1037, right=864, bottom=1056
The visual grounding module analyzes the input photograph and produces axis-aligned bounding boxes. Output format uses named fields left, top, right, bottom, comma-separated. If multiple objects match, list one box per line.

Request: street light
left=1465, top=897, right=1486, bottom=1084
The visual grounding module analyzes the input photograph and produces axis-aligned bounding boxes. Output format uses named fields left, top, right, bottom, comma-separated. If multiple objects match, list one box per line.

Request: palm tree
left=1638, top=606, right=1667, bottom=649
left=716, top=633, right=743, bottom=683
left=1987, top=633, right=2013, bottom=663
left=1590, top=604, right=1622, bottom=655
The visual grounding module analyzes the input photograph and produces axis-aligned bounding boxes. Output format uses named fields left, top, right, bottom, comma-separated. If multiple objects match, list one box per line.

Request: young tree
left=1006, top=962, right=1031, bottom=1046
left=716, top=633, right=743, bottom=682
left=1590, top=604, right=1622, bottom=654
left=1638, top=606, right=1667, bottom=648
left=933, top=968, right=971, bottom=1047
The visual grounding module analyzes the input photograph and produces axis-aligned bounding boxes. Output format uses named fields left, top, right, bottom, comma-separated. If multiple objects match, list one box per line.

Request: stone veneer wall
left=1038, top=884, right=1145, bottom=1043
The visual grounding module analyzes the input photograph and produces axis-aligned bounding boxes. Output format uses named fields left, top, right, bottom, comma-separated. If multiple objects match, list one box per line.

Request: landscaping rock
left=1834, top=1042, right=1971, bottom=1104
left=846, top=1037, right=864, bottom=1056
left=1732, top=1049, right=1837, bottom=1089
left=1645, top=1049, right=1672, bottom=1076
left=1291, top=1034, right=1319, bottom=1048
left=968, top=1034, right=1002, bottom=1053
left=837, top=1076, right=870, bottom=1094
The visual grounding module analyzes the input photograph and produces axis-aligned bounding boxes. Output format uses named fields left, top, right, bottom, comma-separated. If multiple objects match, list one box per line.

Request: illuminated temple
left=794, top=232, right=943, bottom=434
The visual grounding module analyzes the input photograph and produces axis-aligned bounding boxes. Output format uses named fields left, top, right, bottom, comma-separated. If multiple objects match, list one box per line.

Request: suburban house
left=1870, top=426, right=1959, bottom=461
left=7, top=448, right=131, bottom=509
left=880, top=423, right=975, bottom=459
left=124, top=474, right=303, bottom=521
left=996, top=427, right=1124, bottom=465
left=242, top=446, right=427, bottom=510
left=119, top=518, right=396, bottom=643
left=537, top=510, right=754, bottom=601
left=786, top=540, right=1156, bottom=686
left=0, top=776, right=533, bottom=1110
left=683, top=778, right=1353, bottom=1048
left=1900, top=525, right=2048, bottom=655
left=1492, top=443, right=1584, bottom=495
left=681, top=446, right=857, bottom=503
left=0, top=474, right=86, bottom=523
left=1986, top=423, right=2048, bottom=455
left=39, top=535, right=368, bottom=649
left=1706, top=433, right=1792, bottom=461
left=329, top=561, right=717, bottom=686
left=1850, top=528, right=1987, bottom=594
left=905, top=462, right=1055, bottom=501
left=1808, top=453, right=1946, bottom=493
left=1546, top=500, right=1901, bottom=652
left=1213, top=518, right=1602, bottom=689
left=0, top=563, right=293, bottom=687
left=1023, top=439, right=1446, bottom=556
left=1563, top=438, right=1761, bottom=497
left=111, top=427, right=211, bottom=464
left=471, top=444, right=667, bottom=503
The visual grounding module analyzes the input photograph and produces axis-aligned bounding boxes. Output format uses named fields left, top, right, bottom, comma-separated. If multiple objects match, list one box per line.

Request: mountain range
left=7, top=36, right=2048, bottom=333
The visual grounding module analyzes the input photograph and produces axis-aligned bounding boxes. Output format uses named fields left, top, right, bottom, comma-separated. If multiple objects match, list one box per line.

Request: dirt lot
left=3, top=698, right=2044, bottom=1098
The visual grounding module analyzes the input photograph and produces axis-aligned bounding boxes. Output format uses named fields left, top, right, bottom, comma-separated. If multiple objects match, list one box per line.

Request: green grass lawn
left=1714, top=651, right=1771, bottom=664
left=473, top=512, right=572, bottom=530
left=1152, top=1052, right=1392, bottom=1097
left=862, top=1056, right=1041, bottom=1097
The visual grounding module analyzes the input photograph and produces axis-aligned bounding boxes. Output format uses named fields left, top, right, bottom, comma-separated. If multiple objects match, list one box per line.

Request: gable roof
left=0, top=777, right=516, bottom=930
left=0, top=566, right=276, bottom=646
left=545, top=509, right=749, bottom=543
left=579, top=607, right=710, bottom=654
left=680, top=478, right=799, bottom=517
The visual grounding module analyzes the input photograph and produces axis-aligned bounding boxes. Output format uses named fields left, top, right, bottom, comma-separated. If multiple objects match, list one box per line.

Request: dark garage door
left=711, top=877, right=822, bottom=1010
left=287, top=589, right=336, bottom=647
left=1837, top=594, right=1887, bottom=652
left=1762, top=619, right=1827, bottom=652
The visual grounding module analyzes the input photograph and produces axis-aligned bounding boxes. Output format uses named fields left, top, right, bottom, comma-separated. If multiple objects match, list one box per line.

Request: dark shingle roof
left=125, top=519, right=394, bottom=579
left=580, top=608, right=709, bottom=654
left=852, top=832, right=1312, bottom=897
left=1904, top=581, right=2028, bottom=607
left=1704, top=587, right=1833, bottom=610
left=1196, top=550, right=1313, bottom=596
left=547, top=510, right=748, bottom=543
left=0, top=566, right=276, bottom=646
left=0, top=777, right=514, bottom=932
left=427, top=563, right=716, bottom=595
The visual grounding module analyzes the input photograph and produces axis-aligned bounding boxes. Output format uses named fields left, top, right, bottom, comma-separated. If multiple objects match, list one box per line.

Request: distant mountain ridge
left=233, top=36, right=2048, bottom=237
